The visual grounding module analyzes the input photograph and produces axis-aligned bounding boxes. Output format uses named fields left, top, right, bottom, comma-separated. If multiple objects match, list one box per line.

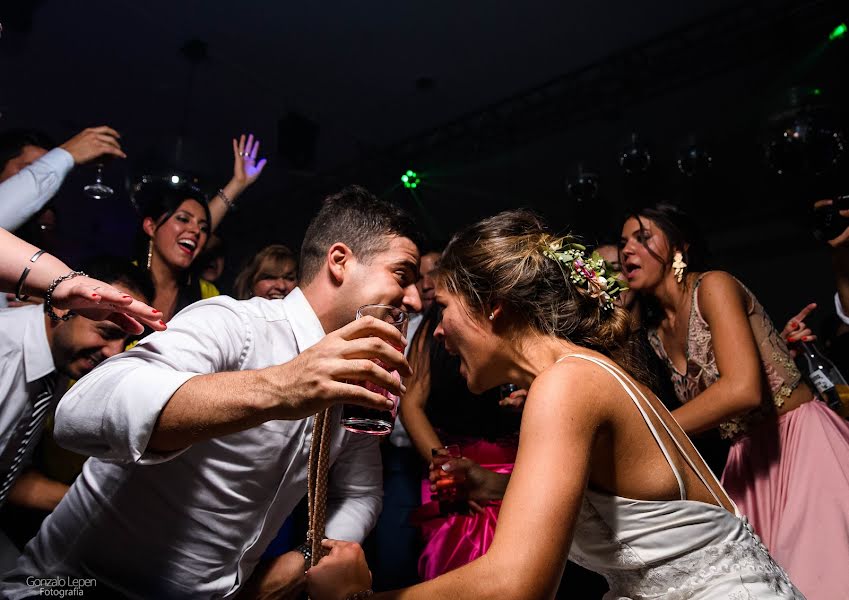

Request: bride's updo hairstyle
left=438, top=209, right=647, bottom=381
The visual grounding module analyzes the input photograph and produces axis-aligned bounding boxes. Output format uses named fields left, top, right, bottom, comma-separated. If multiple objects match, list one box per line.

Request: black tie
left=0, top=376, right=56, bottom=508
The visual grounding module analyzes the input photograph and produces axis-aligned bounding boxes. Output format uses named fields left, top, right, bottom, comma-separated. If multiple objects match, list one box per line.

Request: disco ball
left=677, top=144, right=713, bottom=177
left=620, top=133, right=652, bottom=175
left=566, top=168, right=599, bottom=203
left=765, top=116, right=845, bottom=176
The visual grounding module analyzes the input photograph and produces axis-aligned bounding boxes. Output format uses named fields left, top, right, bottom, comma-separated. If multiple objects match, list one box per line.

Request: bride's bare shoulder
left=525, top=354, right=626, bottom=423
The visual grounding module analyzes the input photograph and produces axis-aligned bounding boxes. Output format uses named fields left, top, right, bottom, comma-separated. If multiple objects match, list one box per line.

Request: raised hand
left=781, top=302, right=816, bottom=357
left=51, top=275, right=166, bottom=335
left=232, top=133, right=267, bottom=189
left=306, top=540, right=372, bottom=600
left=59, top=126, right=127, bottom=165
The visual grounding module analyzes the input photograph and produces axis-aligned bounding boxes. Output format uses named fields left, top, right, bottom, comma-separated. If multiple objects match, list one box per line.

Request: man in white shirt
left=0, top=257, right=153, bottom=571
left=2, top=186, right=423, bottom=599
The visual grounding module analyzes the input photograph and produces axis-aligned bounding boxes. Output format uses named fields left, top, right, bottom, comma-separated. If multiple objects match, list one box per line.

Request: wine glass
left=83, top=163, right=114, bottom=199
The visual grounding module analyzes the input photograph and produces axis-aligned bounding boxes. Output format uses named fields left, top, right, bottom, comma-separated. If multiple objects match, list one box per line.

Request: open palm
left=232, top=133, right=267, bottom=187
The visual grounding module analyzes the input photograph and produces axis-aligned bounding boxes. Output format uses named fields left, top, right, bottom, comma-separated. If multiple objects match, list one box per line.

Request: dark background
left=1, top=0, right=848, bottom=329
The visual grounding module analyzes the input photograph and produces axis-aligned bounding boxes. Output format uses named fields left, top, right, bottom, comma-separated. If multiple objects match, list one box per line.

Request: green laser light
left=829, top=23, right=847, bottom=41
left=401, top=169, right=420, bottom=189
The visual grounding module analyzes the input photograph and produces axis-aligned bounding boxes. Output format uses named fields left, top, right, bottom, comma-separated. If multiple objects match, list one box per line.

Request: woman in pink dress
left=400, top=305, right=521, bottom=580
left=620, top=203, right=849, bottom=599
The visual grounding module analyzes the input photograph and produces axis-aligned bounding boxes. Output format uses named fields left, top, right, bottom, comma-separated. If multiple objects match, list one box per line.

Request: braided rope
left=307, top=407, right=333, bottom=566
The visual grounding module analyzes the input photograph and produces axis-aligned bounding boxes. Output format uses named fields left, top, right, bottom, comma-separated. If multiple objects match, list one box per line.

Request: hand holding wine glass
left=59, top=126, right=126, bottom=200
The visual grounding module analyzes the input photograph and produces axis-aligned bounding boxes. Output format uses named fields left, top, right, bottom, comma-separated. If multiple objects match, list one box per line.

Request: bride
left=305, top=209, right=803, bottom=600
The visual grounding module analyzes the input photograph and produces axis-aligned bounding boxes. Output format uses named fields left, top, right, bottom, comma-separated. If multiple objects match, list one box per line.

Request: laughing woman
left=619, top=203, right=849, bottom=599
left=305, top=210, right=803, bottom=600
left=134, top=134, right=266, bottom=321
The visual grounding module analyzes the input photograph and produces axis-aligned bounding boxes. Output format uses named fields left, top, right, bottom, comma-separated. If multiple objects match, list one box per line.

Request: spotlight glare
left=829, top=23, right=847, bottom=41
left=170, top=175, right=180, bottom=184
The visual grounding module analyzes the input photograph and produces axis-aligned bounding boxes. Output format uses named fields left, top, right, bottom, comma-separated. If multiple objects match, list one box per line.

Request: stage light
left=829, top=23, right=847, bottom=41
left=171, top=175, right=181, bottom=184
left=401, top=169, right=420, bottom=189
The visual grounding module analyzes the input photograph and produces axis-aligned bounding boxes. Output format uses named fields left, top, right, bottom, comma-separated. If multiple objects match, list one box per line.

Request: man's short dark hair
left=299, top=185, right=423, bottom=285
left=0, top=129, right=55, bottom=171
left=80, top=255, right=155, bottom=304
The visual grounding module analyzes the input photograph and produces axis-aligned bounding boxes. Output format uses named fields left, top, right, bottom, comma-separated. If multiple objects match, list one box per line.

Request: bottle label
left=810, top=369, right=836, bottom=394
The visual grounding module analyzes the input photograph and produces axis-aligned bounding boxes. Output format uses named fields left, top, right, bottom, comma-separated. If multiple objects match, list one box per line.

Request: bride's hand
left=305, top=540, right=372, bottom=600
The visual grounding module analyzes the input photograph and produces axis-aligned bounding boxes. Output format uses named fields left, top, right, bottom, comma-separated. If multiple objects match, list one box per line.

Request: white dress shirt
left=0, top=305, right=56, bottom=475
left=3, top=290, right=382, bottom=599
left=0, top=148, right=73, bottom=232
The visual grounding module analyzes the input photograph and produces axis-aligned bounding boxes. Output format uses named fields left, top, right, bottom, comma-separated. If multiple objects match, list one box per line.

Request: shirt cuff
left=40, top=147, right=75, bottom=176
left=102, top=368, right=200, bottom=465
left=834, top=292, right=849, bottom=326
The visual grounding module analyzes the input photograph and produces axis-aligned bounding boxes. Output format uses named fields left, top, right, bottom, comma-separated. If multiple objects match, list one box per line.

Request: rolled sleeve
left=54, top=297, right=253, bottom=463
left=0, top=148, right=74, bottom=231
left=324, top=431, right=383, bottom=542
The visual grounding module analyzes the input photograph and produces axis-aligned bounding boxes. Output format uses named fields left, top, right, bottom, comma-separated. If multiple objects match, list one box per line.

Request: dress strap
left=557, top=354, right=737, bottom=512
left=556, top=353, right=686, bottom=500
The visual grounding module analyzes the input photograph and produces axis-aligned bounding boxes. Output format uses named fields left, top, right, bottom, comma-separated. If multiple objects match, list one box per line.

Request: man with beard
left=0, top=256, right=152, bottom=569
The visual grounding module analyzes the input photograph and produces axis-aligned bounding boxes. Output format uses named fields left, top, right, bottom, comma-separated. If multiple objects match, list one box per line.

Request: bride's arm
left=308, top=361, right=608, bottom=600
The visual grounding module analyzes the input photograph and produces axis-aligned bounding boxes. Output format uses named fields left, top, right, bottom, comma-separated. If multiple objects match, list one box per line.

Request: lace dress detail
left=559, top=354, right=804, bottom=599
left=647, top=273, right=802, bottom=439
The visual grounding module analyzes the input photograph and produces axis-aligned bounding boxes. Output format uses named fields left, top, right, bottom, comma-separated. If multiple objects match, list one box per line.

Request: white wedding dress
left=562, top=355, right=804, bottom=600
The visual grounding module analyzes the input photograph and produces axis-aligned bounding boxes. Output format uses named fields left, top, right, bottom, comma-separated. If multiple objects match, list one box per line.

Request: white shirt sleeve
left=324, top=432, right=383, bottom=542
left=0, top=148, right=74, bottom=231
left=54, top=297, right=253, bottom=464
left=835, top=292, right=849, bottom=326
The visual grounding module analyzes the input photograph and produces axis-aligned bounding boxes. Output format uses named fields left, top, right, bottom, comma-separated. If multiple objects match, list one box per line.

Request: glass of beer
left=340, top=304, right=408, bottom=435
left=432, top=444, right=468, bottom=515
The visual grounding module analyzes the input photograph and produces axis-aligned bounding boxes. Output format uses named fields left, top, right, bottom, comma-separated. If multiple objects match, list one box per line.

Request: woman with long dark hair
left=619, top=203, right=849, bottom=599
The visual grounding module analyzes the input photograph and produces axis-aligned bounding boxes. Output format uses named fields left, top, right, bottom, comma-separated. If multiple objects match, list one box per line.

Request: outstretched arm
left=55, top=299, right=410, bottom=463
left=0, top=227, right=164, bottom=333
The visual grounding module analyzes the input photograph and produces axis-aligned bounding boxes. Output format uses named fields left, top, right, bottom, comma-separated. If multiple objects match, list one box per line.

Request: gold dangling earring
left=672, top=251, right=687, bottom=284
left=147, top=240, right=153, bottom=271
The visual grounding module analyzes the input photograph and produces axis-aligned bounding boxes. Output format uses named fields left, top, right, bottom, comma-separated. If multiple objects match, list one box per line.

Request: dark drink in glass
left=341, top=304, right=408, bottom=435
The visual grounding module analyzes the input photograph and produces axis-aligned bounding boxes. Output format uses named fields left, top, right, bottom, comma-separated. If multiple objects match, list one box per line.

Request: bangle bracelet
left=15, top=249, right=46, bottom=301
left=217, top=188, right=235, bottom=211
left=346, top=590, right=374, bottom=600
left=45, top=270, right=86, bottom=322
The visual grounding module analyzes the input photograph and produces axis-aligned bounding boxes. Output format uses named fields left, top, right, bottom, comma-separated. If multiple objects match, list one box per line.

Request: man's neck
left=300, top=280, right=347, bottom=334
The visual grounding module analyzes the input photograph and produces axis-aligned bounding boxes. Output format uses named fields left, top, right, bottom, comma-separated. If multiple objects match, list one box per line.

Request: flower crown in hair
left=541, top=238, right=628, bottom=310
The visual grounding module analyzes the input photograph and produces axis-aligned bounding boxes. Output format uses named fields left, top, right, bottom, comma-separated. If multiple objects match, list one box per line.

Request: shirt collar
left=282, top=288, right=326, bottom=352
left=22, top=305, right=56, bottom=383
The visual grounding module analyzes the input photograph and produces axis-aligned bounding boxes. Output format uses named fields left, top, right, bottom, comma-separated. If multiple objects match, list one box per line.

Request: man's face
left=416, top=252, right=440, bottom=312
left=50, top=283, right=142, bottom=379
left=342, top=235, right=422, bottom=319
left=0, top=145, right=48, bottom=182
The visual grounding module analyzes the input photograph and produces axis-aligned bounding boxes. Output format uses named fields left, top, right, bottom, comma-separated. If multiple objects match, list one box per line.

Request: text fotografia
left=26, top=576, right=97, bottom=596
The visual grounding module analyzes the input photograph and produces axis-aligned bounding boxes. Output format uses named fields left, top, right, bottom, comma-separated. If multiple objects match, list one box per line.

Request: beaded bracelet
left=217, top=188, right=235, bottom=211
left=45, top=271, right=86, bottom=322
left=345, top=590, right=374, bottom=600
left=14, top=249, right=46, bottom=301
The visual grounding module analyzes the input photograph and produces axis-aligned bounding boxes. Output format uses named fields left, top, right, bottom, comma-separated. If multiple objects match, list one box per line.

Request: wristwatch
left=295, top=541, right=312, bottom=572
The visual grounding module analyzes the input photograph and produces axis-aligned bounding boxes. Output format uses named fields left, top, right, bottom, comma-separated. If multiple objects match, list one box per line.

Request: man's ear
left=142, top=217, right=156, bottom=239
left=327, top=242, right=354, bottom=285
